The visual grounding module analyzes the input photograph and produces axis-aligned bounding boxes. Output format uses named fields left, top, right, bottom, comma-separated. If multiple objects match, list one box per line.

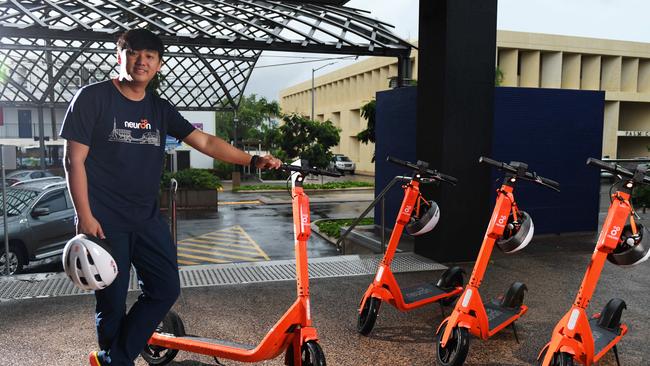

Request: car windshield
left=337, top=156, right=351, bottom=162
left=0, top=189, right=38, bottom=216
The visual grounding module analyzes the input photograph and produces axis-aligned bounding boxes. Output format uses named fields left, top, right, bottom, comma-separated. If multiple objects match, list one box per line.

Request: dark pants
left=94, top=216, right=180, bottom=366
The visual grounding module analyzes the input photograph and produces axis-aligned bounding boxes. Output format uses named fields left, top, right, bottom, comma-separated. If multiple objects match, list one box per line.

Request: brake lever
left=536, top=178, right=561, bottom=192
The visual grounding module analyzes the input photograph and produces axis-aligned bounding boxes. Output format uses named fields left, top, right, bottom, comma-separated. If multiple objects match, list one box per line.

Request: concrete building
left=279, top=30, right=650, bottom=174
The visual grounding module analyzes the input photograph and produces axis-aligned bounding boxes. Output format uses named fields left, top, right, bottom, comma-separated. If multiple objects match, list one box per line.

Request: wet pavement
left=172, top=200, right=370, bottom=262
left=1, top=232, right=649, bottom=365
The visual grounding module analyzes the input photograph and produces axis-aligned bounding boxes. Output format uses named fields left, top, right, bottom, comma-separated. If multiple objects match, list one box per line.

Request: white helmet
left=62, top=234, right=118, bottom=291
left=496, top=211, right=534, bottom=253
left=406, top=200, right=440, bottom=236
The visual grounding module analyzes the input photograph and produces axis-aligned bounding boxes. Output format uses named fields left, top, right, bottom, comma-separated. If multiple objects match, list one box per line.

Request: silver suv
left=329, top=154, right=356, bottom=174
left=0, top=180, right=75, bottom=275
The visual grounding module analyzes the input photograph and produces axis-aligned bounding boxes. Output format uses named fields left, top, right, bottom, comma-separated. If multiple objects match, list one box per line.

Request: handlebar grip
left=586, top=157, right=615, bottom=171
left=478, top=156, right=504, bottom=169
left=586, top=157, right=635, bottom=178
left=540, top=176, right=560, bottom=189
left=386, top=156, right=413, bottom=169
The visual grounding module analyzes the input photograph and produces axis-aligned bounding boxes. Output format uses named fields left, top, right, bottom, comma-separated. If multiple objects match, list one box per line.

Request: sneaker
left=89, top=351, right=108, bottom=366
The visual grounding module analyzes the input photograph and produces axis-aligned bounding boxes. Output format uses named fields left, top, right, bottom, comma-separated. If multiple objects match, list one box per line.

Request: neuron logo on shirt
left=108, top=118, right=160, bottom=146
left=124, top=119, right=151, bottom=130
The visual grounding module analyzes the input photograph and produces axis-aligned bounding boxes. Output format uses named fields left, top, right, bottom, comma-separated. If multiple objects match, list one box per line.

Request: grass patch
left=234, top=181, right=373, bottom=191
left=315, top=217, right=374, bottom=239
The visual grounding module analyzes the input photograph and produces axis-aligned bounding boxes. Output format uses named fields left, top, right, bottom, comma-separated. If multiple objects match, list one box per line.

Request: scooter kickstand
left=613, top=345, right=621, bottom=366
left=510, top=322, right=520, bottom=344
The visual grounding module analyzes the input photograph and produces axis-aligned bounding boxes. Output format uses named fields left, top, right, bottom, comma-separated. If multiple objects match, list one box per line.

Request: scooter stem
left=468, top=186, right=513, bottom=287
left=381, top=180, right=421, bottom=268
left=292, top=185, right=313, bottom=326
left=573, top=190, right=632, bottom=309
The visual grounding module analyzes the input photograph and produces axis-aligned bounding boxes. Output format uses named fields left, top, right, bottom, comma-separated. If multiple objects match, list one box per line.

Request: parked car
left=329, top=154, right=356, bottom=174
left=0, top=180, right=75, bottom=275
left=4, top=170, right=57, bottom=186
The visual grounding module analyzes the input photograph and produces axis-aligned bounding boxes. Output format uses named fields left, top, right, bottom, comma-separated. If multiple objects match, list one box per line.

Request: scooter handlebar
left=280, top=164, right=342, bottom=177
left=386, top=156, right=458, bottom=185
left=586, top=157, right=650, bottom=184
left=479, top=156, right=560, bottom=192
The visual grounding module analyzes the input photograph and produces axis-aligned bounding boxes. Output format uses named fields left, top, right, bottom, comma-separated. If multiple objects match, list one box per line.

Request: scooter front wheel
left=141, top=311, right=184, bottom=365
left=436, top=324, right=469, bottom=366
left=537, top=350, right=574, bottom=366
left=301, top=341, right=326, bottom=366
left=357, top=297, right=381, bottom=336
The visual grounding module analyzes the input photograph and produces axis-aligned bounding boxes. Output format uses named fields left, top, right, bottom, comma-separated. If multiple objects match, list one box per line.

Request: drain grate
left=0, top=253, right=446, bottom=301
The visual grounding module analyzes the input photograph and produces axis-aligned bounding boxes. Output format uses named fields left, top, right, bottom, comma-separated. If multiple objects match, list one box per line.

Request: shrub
left=632, top=184, right=650, bottom=208
left=161, top=169, right=221, bottom=190
left=212, top=160, right=234, bottom=180
left=315, top=218, right=374, bottom=239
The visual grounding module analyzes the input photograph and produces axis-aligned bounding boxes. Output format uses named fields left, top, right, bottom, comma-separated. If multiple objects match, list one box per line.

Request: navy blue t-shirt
left=60, top=80, right=195, bottom=230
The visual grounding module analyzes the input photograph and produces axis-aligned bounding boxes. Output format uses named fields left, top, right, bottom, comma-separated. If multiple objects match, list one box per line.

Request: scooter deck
left=589, top=319, right=619, bottom=359
left=175, top=335, right=256, bottom=351
left=484, top=302, right=519, bottom=332
left=401, top=283, right=448, bottom=304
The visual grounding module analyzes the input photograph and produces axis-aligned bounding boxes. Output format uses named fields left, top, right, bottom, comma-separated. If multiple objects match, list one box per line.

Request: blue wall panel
left=491, top=87, right=604, bottom=234
left=374, top=87, right=418, bottom=227
left=373, top=86, right=605, bottom=259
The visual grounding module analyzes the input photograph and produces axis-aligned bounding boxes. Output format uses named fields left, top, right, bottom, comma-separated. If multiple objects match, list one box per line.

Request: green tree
left=356, top=99, right=376, bottom=162
left=214, top=94, right=280, bottom=144
left=266, top=114, right=340, bottom=169
left=356, top=99, right=376, bottom=144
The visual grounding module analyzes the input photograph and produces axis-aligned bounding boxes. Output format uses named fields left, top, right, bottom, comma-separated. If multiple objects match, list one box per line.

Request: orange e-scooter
left=140, top=160, right=340, bottom=366
left=357, top=156, right=465, bottom=336
left=537, top=158, right=650, bottom=366
left=436, top=157, right=560, bottom=366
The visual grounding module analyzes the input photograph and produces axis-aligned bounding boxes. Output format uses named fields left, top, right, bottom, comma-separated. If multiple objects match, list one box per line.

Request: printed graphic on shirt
left=108, top=118, right=160, bottom=146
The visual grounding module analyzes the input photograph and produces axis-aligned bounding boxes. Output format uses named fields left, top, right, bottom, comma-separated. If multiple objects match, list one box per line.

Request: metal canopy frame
left=0, top=0, right=413, bottom=111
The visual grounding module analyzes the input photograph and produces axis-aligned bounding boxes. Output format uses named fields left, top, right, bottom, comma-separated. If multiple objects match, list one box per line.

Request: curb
left=232, top=187, right=374, bottom=194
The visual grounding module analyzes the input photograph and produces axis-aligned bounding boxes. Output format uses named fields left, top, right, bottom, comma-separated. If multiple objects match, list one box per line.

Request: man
left=60, top=28, right=281, bottom=366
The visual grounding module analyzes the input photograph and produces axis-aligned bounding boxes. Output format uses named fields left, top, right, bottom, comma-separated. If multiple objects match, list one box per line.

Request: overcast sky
left=244, top=0, right=650, bottom=101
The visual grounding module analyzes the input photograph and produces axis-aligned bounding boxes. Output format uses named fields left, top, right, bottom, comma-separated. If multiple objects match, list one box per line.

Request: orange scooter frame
left=438, top=183, right=523, bottom=336
left=537, top=158, right=644, bottom=366
left=436, top=157, right=560, bottom=366
left=142, top=163, right=334, bottom=365
left=357, top=157, right=464, bottom=336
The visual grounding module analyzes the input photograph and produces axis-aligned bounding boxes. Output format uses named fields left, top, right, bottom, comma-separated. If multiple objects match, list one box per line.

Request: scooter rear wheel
left=357, top=297, right=381, bottom=336
left=436, top=324, right=469, bottom=366
left=141, top=311, right=184, bottom=365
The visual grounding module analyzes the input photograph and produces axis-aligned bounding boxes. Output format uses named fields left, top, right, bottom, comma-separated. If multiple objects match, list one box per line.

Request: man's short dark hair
left=117, top=29, right=164, bottom=59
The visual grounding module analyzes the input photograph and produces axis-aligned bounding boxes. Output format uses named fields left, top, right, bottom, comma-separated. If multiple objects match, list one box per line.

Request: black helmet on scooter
left=496, top=211, right=534, bottom=253
left=406, top=200, right=440, bottom=236
left=607, top=224, right=650, bottom=266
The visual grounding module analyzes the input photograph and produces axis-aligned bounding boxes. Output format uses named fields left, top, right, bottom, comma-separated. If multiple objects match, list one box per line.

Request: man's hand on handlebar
left=254, top=155, right=282, bottom=169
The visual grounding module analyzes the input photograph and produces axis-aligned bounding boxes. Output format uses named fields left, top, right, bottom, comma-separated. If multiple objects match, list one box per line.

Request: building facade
left=279, top=31, right=650, bottom=174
